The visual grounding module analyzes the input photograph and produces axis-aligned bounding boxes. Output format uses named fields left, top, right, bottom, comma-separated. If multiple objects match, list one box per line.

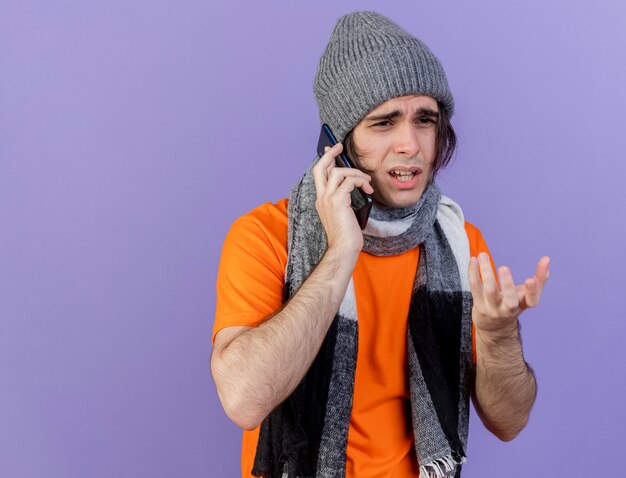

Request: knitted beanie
left=314, top=11, right=454, bottom=142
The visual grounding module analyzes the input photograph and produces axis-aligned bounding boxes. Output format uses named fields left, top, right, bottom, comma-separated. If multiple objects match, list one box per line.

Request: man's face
left=351, top=94, right=438, bottom=209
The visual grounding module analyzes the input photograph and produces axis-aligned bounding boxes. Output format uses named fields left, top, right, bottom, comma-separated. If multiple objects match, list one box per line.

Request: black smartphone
left=316, top=123, right=372, bottom=230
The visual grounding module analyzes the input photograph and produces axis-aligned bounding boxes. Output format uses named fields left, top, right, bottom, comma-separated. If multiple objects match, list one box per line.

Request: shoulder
left=240, top=198, right=289, bottom=225
left=229, top=198, right=289, bottom=244
left=223, top=198, right=290, bottom=268
left=438, top=194, right=489, bottom=255
left=464, top=220, right=490, bottom=257
left=463, top=220, right=483, bottom=242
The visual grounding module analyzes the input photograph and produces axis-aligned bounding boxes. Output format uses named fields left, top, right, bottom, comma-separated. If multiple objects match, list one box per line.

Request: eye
left=416, top=116, right=437, bottom=127
left=372, top=120, right=392, bottom=127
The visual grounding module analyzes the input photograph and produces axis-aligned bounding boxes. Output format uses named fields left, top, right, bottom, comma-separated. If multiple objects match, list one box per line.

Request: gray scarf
left=253, top=162, right=474, bottom=478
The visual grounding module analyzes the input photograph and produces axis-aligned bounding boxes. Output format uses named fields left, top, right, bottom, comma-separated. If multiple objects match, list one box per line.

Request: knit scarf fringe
left=420, top=455, right=467, bottom=478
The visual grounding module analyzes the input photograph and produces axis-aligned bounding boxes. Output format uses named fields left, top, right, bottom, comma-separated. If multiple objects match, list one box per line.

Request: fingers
left=327, top=167, right=373, bottom=194
left=470, top=254, right=548, bottom=335
left=468, top=257, right=485, bottom=307
left=470, top=253, right=519, bottom=310
left=522, top=277, right=540, bottom=308
left=534, top=256, right=551, bottom=289
left=519, top=256, right=550, bottom=309
left=478, top=252, right=500, bottom=304
left=312, top=143, right=373, bottom=196
left=498, top=266, right=520, bottom=309
left=312, top=143, right=342, bottom=195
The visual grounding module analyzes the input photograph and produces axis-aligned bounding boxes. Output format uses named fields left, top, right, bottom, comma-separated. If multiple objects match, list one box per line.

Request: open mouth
left=389, top=169, right=419, bottom=182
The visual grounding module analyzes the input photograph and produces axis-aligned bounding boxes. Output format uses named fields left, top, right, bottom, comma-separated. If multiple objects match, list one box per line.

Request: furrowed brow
left=363, top=110, right=403, bottom=122
left=364, top=107, right=439, bottom=123
left=415, top=107, right=439, bottom=118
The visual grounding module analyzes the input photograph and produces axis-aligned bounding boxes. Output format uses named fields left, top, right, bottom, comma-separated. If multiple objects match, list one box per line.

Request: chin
left=374, top=190, right=425, bottom=209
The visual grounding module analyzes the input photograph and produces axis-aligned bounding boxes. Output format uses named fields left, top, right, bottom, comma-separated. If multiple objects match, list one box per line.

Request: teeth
left=390, top=170, right=416, bottom=182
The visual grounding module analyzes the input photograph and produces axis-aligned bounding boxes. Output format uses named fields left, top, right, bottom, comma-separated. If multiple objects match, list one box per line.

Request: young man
left=212, top=11, right=549, bottom=478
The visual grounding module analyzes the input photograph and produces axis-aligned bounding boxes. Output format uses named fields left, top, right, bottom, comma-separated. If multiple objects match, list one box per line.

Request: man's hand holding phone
left=316, top=124, right=372, bottom=230
left=312, top=143, right=374, bottom=257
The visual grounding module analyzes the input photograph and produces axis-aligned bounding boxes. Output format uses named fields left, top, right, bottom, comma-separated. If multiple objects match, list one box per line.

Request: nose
left=393, top=121, right=421, bottom=158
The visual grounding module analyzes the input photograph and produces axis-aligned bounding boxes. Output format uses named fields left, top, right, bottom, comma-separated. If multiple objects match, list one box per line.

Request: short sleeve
left=213, top=200, right=289, bottom=343
left=465, top=221, right=491, bottom=260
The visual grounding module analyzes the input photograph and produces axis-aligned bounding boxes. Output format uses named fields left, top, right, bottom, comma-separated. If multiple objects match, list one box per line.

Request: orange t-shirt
left=213, top=199, right=492, bottom=478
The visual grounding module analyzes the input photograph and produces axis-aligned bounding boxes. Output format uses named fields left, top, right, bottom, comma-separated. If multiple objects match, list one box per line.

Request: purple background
left=2, top=1, right=625, bottom=476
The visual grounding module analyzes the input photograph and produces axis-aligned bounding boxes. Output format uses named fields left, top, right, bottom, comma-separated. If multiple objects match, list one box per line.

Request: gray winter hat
left=314, top=11, right=454, bottom=142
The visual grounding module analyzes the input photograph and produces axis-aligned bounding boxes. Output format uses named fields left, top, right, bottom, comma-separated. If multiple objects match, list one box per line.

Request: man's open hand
left=468, top=254, right=550, bottom=338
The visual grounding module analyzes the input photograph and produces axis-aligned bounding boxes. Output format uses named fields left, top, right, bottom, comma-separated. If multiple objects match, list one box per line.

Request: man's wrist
left=324, top=243, right=360, bottom=271
left=474, top=319, right=533, bottom=373
left=474, top=319, right=524, bottom=362
left=474, top=319, right=520, bottom=344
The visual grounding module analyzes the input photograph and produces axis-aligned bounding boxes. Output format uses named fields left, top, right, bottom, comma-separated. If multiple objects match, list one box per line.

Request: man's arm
left=211, top=246, right=356, bottom=430
left=211, top=143, right=373, bottom=430
left=469, top=253, right=550, bottom=441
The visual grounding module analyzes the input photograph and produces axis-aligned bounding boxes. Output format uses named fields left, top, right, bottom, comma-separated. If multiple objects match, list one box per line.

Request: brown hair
left=342, top=100, right=457, bottom=182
